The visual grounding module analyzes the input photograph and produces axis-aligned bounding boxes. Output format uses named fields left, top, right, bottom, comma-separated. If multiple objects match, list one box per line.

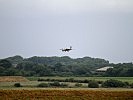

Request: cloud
left=41, top=0, right=133, bottom=14
left=0, top=0, right=133, bottom=17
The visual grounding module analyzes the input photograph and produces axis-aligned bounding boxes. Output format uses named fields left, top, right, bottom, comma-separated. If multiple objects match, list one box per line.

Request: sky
left=0, top=0, right=133, bottom=63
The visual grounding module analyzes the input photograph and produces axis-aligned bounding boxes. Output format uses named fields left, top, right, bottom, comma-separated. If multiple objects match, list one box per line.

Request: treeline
left=0, top=55, right=133, bottom=77
left=105, top=63, right=133, bottom=77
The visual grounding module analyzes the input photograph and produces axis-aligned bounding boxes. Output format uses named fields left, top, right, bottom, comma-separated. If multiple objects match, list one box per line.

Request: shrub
left=124, top=82, right=130, bottom=87
left=37, top=83, right=49, bottom=87
left=68, top=78, right=74, bottom=82
left=130, top=83, right=133, bottom=88
left=38, top=78, right=45, bottom=81
left=14, top=83, right=22, bottom=87
left=88, top=80, right=99, bottom=88
left=102, top=79, right=126, bottom=88
left=60, top=83, right=68, bottom=87
left=83, top=79, right=89, bottom=83
left=97, top=81, right=104, bottom=84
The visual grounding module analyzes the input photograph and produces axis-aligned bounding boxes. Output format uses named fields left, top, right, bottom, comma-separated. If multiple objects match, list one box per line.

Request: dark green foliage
left=126, top=68, right=133, bottom=76
left=82, top=79, right=89, bottom=83
left=49, top=81, right=68, bottom=87
left=4, top=68, right=18, bottom=76
left=60, top=83, right=68, bottom=87
left=37, top=83, right=49, bottom=87
left=54, top=63, right=63, bottom=71
left=0, top=68, right=15, bottom=76
left=0, top=59, right=12, bottom=69
left=130, top=83, right=133, bottom=88
left=88, top=80, right=99, bottom=88
left=1, top=56, right=109, bottom=76
left=16, top=61, right=34, bottom=71
left=102, top=79, right=127, bottom=88
left=1, top=55, right=133, bottom=77
left=37, top=78, right=94, bottom=84
left=38, top=78, right=46, bottom=81
left=124, top=82, right=129, bottom=86
left=6, top=55, right=23, bottom=64
left=37, top=82, right=68, bottom=88
left=23, top=56, right=109, bottom=76
left=25, top=56, right=109, bottom=69
left=0, top=66, right=5, bottom=75
left=105, top=63, right=133, bottom=77
left=14, top=83, right=22, bottom=87
left=0, top=59, right=18, bottom=76
left=50, top=81, right=67, bottom=87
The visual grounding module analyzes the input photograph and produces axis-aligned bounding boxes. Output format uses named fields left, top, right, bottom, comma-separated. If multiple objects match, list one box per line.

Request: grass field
left=0, top=81, right=88, bottom=88
left=0, top=88, right=133, bottom=100
left=1, top=76, right=133, bottom=89
left=27, top=76, right=133, bottom=83
left=0, top=76, right=133, bottom=99
left=0, top=76, right=29, bottom=82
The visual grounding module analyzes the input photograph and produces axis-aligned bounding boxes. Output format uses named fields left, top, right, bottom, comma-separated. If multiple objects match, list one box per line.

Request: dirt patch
left=0, top=76, right=29, bottom=82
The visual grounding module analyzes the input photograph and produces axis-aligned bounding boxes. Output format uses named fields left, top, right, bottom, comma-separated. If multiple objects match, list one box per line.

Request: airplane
left=60, top=46, right=72, bottom=52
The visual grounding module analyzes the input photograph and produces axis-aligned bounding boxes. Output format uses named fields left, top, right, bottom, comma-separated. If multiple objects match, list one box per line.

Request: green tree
left=6, top=55, right=23, bottom=64
left=54, top=63, right=63, bottom=72
left=0, top=59, right=12, bottom=69
left=126, top=68, right=133, bottom=76
left=37, top=83, right=50, bottom=87
left=5, top=68, right=18, bottom=76
left=88, top=80, right=99, bottom=88
left=14, top=83, right=22, bottom=87
left=102, top=79, right=126, bottom=88
left=0, top=66, right=5, bottom=76
left=16, top=61, right=34, bottom=71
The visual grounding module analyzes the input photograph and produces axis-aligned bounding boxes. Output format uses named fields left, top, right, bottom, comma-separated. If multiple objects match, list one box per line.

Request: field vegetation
left=27, top=76, right=133, bottom=83
left=0, top=76, right=133, bottom=100
left=0, top=76, right=29, bottom=82
left=0, top=89, right=133, bottom=100
left=0, top=76, right=133, bottom=89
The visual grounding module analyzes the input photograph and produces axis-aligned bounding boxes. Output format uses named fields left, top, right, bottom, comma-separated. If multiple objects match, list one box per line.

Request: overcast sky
left=0, top=0, right=133, bottom=63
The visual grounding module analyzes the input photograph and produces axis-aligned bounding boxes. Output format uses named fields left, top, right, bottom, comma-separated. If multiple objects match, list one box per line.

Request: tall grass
left=0, top=89, right=133, bottom=100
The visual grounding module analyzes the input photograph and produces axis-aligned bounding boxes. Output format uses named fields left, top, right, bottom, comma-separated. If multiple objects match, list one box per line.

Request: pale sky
left=0, top=0, right=133, bottom=63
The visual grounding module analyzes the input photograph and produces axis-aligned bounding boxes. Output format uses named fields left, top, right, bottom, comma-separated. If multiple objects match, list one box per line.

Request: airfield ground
left=0, top=76, right=133, bottom=100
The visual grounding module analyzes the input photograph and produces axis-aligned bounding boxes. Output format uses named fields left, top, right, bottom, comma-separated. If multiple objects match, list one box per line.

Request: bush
left=130, top=83, right=133, bottom=88
left=83, top=79, right=89, bottom=83
left=97, top=81, right=104, bottom=84
left=37, top=83, right=49, bottom=87
left=60, top=83, right=68, bottom=87
left=88, top=80, right=99, bottom=88
left=38, top=78, right=45, bottom=81
left=14, top=83, right=22, bottom=87
left=102, top=79, right=126, bottom=88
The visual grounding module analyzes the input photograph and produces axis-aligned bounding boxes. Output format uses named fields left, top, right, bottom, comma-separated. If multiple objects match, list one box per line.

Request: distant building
left=96, top=66, right=113, bottom=72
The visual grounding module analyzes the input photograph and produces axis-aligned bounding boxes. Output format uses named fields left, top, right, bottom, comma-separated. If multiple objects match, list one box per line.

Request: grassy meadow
left=0, top=76, right=133, bottom=100
left=0, top=76, right=133, bottom=88
left=27, top=76, right=133, bottom=83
